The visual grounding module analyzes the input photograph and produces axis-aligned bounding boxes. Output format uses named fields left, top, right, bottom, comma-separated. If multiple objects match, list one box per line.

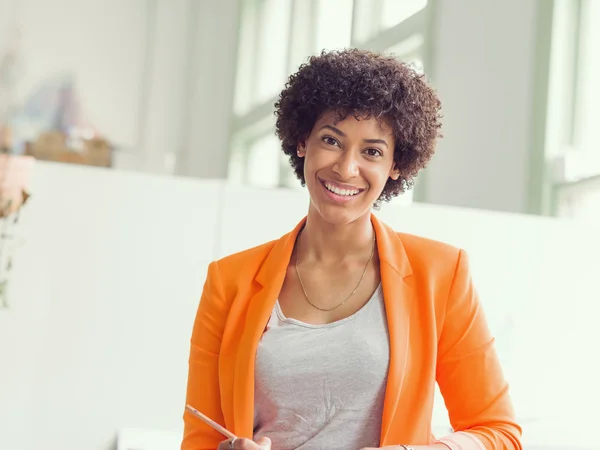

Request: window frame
left=543, top=0, right=600, bottom=219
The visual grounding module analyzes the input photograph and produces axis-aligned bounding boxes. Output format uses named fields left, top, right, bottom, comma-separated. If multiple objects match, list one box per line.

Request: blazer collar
left=371, top=213, right=412, bottom=278
left=255, top=218, right=305, bottom=287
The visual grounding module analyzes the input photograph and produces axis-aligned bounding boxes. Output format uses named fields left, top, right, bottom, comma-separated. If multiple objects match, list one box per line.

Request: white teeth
left=324, top=182, right=359, bottom=196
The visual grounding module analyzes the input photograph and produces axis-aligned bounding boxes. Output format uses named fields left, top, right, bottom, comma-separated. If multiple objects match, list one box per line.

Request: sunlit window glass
left=315, top=0, right=354, bottom=52
left=247, top=132, right=281, bottom=187
left=381, top=0, right=427, bottom=30
left=255, top=0, right=293, bottom=106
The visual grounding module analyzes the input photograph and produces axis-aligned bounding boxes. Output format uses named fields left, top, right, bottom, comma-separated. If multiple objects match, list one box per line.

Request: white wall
left=425, top=0, right=540, bottom=214
left=2, top=162, right=598, bottom=450
left=137, top=0, right=190, bottom=174
left=0, top=162, right=221, bottom=450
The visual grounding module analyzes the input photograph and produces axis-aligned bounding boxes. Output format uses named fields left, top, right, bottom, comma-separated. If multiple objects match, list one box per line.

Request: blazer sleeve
left=181, top=261, right=229, bottom=450
left=436, top=249, right=523, bottom=450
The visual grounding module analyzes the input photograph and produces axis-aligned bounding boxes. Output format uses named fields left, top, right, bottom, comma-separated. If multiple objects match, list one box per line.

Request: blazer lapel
left=232, top=218, right=306, bottom=437
left=371, top=214, right=415, bottom=445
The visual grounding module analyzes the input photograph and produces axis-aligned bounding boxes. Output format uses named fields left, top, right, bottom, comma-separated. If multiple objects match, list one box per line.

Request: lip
left=320, top=179, right=364, bottom=191
left=319, top=178, right=365, bottom=204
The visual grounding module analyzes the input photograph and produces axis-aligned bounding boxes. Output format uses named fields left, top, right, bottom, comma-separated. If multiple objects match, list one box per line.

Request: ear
left=389, top=163, right=400, bottom=180
left=297, top=140, right=307, bottom=158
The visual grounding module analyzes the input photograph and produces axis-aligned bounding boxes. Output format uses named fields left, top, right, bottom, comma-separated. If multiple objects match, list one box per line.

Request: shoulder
left=398, top=231, right=461, bottom=260
left=211, top=239, right=278, bottom=283
left=395, top=231, right=463, bottom=278
left=392, top=232, right=474, bottom=326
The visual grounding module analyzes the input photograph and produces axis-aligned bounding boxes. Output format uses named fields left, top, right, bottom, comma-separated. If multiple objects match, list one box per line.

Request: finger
left=216, top=439, right=231, bottom=450
left=255, top=436, right=272, bottom=449
left=234, top=438, right=260, bottom=449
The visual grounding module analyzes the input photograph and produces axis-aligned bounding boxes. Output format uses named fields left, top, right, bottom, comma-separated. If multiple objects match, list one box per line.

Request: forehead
left=315, top=110, right=393, bottom=137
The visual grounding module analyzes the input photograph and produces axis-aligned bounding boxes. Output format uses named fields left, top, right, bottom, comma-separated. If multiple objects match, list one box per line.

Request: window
left=229, top=0, right=432, bottom=203
left=385, top=34, right=425, bottom=74
left=573, top=0, right=600, bottom=172
left=555, top=184, right=600, bottom=223
left=255, top=0, right=293, bottom=105
left=246, top=133, right=281, bottom=188
left=381, top=0, right=428, bottom=31
left=315, top=0, right=354, bottom=52
left=546, top=0, right=600, bottom=223
left=233, top=0, right=293, bottom=116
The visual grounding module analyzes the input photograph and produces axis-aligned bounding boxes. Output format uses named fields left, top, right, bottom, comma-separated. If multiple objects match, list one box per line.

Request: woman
left=182, top=49, right=522, bottom=450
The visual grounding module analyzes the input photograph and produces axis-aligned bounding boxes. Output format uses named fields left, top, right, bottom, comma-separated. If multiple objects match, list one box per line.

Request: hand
left=217, top=436, right=271, bottom=450
left=361, top=446, right=447, bottom=450
left=360, top=447, right=403, bottom=450
left=360, top=446, right=408, bottom=449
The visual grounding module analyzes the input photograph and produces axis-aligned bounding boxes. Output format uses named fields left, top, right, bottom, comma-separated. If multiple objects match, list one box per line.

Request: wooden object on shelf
left=25, top=130, right=112, bottom=168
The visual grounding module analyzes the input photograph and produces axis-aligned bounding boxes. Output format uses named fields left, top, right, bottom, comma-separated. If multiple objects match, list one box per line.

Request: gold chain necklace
left=295, top=232, right=376, bottom=312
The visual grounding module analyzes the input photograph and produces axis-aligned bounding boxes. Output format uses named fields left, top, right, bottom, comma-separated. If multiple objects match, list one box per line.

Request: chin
left=310, top=200, right=373, bottom=226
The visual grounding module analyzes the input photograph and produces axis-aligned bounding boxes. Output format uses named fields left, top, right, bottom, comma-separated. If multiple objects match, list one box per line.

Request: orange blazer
left=182, top=215, right=522, bottom=450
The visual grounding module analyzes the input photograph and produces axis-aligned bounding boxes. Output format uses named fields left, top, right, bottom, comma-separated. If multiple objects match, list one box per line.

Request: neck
left=298, top=207, right=375, bottom=263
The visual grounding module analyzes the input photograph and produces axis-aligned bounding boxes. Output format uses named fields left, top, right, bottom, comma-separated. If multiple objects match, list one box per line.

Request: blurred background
left=1, top=0, right=599, bottom=219
left=0, top=1, right=599, bottom=450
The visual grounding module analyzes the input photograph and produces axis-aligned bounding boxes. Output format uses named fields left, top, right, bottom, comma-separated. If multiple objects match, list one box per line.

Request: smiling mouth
left=321, top=180, right=363, bottom=197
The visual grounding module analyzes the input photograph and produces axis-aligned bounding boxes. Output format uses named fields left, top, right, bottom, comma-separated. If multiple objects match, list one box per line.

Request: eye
left=364, top=148, right=383, bottom=157
left=322, top=136, right=340, bottom=147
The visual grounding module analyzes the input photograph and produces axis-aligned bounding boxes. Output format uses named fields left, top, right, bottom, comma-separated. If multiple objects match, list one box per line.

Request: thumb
left=255, top=436, right=271, bottom=449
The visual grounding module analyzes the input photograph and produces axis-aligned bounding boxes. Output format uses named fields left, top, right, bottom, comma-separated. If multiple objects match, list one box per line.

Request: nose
left=332, top=150, right=359, bottom=180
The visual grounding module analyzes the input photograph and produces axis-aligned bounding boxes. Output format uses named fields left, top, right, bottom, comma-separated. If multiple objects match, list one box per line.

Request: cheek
left=303, top=148, right=327, bottom=175
left=366, top=167, right=390, bottom=189
left=302, top=154, right=314, bottom=178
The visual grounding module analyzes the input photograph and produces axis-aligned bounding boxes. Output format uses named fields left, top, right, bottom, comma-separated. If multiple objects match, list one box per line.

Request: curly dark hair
left=274, top=48, right=442, bottom=203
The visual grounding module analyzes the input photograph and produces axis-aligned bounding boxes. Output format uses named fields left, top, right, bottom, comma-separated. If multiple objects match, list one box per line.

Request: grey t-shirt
left=253, top=284, right=390, bottom=450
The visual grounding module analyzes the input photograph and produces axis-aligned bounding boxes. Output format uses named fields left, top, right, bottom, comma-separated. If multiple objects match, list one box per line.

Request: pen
left=185, top=404, right=238, bottom=441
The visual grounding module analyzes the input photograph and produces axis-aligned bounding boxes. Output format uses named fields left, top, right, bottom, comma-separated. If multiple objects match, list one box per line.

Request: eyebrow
left=320, top=124, right=389, bottom=147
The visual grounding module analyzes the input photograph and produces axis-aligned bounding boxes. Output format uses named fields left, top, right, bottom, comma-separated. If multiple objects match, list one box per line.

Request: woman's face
left=298, top=110, right=400, bottom=225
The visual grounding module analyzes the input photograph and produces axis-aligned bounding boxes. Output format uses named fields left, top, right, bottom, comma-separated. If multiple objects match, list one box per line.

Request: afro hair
left=274, top=48, right=442, bottom=203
